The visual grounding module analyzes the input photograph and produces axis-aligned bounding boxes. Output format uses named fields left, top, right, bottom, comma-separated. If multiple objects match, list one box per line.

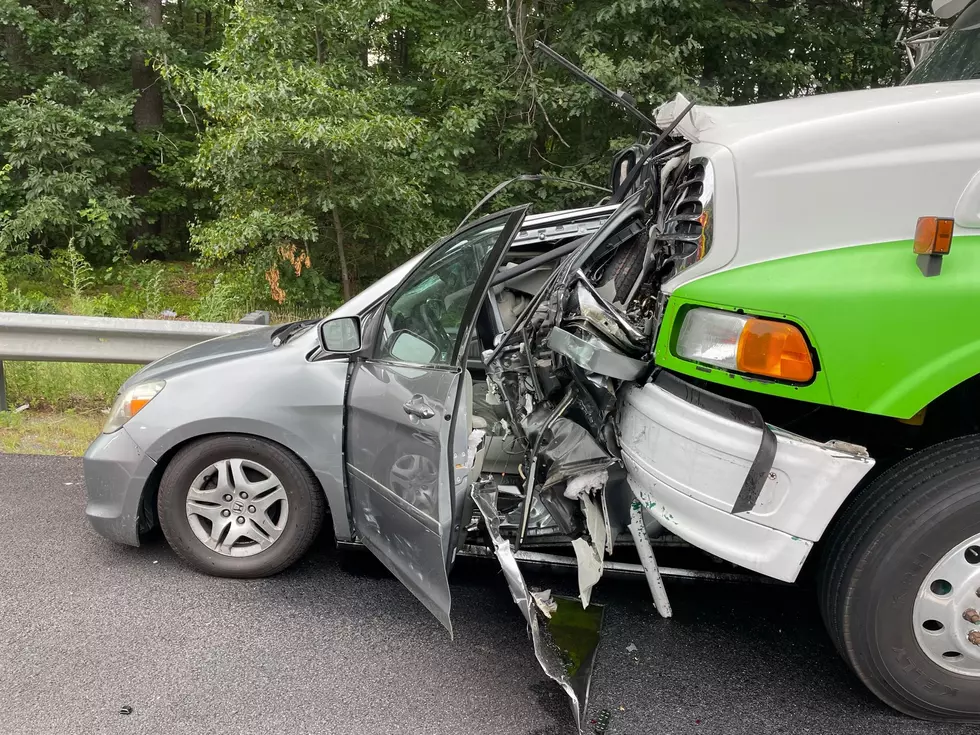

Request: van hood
left=123, top=326, right=281, bottom=388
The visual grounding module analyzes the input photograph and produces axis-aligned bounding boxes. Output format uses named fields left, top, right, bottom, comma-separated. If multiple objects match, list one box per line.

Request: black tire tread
left=817, top=435, right=980, bottom=720
left=597, top=232, right=645, bottom=303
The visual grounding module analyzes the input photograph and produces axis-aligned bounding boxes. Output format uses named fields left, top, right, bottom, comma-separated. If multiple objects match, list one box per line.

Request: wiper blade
left=534, top=40, right=659, bottom=132
left=272, top=319, right=318, bottom=346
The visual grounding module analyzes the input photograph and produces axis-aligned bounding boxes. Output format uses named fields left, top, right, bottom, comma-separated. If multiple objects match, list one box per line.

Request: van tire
left=818, top=435, right=980, bottom=722
left=158, top=435, right=324, bottom=578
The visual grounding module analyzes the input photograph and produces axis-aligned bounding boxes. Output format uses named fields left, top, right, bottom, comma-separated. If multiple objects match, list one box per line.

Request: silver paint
left=913, top=531, right=980, bottom=676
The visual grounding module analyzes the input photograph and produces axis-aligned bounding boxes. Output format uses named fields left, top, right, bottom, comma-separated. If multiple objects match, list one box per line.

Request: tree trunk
left=325, top=167, right=354, bottom=300
left=331, top=207, right=353, bottom=301
left=2, top=25, right=25, bottom=99
left=130, top=0, right=164, bottom=260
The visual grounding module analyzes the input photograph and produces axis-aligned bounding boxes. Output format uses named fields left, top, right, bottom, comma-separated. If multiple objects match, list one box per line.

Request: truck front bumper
left=617, top=372, right=875, bottom=582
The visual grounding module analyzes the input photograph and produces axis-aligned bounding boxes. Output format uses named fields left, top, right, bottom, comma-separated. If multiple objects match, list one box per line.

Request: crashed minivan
left=86, top=0, right=980, bottom=726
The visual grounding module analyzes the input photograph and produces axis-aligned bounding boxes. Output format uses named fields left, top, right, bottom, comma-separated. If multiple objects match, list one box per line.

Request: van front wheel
left=158, top=435, right=324, bottom=578
left=818, top=435, right=980, bottom=722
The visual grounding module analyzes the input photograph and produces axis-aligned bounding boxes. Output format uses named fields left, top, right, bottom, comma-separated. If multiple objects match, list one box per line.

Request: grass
left=4, top=362, right=139, bottom=412
left=0, top=409, right=104, bottom=456
left=1, top=256, right=336, bottom=453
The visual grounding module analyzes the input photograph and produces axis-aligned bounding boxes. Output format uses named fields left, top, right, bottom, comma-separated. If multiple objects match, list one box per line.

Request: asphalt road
left=1, top=454, right=977, bottom=735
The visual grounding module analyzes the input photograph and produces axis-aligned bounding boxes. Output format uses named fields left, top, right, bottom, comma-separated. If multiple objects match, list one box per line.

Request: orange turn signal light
left=736, top=319, right=814, bottom=383
left=914, top=217, right=954, bottom=255
left=129, top=397, right=152, bottom=415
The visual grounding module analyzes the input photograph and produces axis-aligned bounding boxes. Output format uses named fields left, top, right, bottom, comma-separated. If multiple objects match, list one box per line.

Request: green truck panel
left=656, top=236, right=980, bottom=419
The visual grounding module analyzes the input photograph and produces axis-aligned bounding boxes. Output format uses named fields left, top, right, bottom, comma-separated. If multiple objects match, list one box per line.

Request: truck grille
left=659, top=158, right=713, bottom=273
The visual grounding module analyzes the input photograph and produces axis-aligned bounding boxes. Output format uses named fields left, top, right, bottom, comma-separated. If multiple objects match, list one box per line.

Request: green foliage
left=192, top=273, right=242, bottom=322
left=54, top=240, right=95, bottom=300
left=4, top=361, right=138, bottom=411
left=1, top=0, right=936, bottom=308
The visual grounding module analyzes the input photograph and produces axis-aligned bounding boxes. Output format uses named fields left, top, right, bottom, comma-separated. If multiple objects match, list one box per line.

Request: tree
left=185, top=0, right=450, bottom=301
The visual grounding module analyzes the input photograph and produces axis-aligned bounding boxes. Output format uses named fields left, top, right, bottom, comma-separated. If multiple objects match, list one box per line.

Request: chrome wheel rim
left=185, top=458, right=289, bottom=558
left=912, top=532, right=980, bottom=676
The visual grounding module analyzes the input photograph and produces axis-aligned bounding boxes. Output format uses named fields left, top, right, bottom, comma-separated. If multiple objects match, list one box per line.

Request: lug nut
left=237, top=516, right=245, bottom=524
left=239, top=491, right=248, bottom=499
left=964, top=609, right=980, bottom=624
left=221, top=509, right=231, bottom=517
left=969, top=630, right=980, bottom=646
left=248, top=505, right=256, bottom=513
left=223, top=494, right=233, bottom=502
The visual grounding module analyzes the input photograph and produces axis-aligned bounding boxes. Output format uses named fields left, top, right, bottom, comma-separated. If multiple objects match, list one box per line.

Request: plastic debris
left=626, top=642, right=637, bottom=653
left=531, top=589, right=558, bottom=619
left=119, top=705, right=133, bottom=715
left=563, top=469, right=609, bottom=500
left=464, top=429, right=486, bottom=468
left=592, top=709, right=611, bottom=734
left=160, top=310, right=177, bottom=318
left=14, top=404, right=28, bottom=413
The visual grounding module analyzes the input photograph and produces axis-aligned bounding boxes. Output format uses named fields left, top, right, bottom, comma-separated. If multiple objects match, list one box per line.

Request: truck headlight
left=103, top=381, right=165, bottom=434
left=676, top=308, right=814, bottom=383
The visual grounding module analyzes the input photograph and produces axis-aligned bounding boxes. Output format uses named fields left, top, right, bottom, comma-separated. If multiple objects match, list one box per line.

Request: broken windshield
left=904, top=1, right=980, bottom=84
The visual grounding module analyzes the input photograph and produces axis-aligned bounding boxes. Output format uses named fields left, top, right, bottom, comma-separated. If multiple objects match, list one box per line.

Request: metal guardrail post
left=239, top=311, right=271, bottom=325
left=0, top=360, right=6, bottom=412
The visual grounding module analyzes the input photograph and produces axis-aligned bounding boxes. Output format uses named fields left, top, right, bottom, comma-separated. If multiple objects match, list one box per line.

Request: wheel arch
left=804, top=372, right=980, bottom=580
left=137, top=428, right=350, bottom=542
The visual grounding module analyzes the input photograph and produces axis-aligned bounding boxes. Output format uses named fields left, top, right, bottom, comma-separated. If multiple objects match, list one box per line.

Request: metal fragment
left=548, top=327, right=648, bottom=381
left=627, top=501, right=673, bottom=618
left=471, top=480, right=603, bottom=734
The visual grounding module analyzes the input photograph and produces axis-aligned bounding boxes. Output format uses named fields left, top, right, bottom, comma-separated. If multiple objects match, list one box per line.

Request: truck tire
left=158, top=435, right=324, bottom=578
left=818, top=435, right=980, bottom=721
left=597, top=230, right=646, bottom=304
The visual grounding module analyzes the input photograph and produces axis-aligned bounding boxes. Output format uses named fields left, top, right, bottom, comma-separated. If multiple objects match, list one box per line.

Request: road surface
left=0, top=454, right=971, bottom=735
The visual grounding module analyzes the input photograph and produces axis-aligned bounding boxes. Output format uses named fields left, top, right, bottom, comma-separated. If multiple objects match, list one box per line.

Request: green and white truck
left=476, top=0, right=980, bottom=722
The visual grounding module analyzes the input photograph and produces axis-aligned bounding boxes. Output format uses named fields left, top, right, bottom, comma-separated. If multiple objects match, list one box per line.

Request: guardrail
left=0, top=311, right=271, bottom=411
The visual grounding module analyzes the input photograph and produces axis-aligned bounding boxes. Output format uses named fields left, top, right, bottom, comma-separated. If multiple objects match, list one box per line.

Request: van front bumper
left=84, top=428, right=157, bottom=546
left=617, top=372, right=875, bottom=582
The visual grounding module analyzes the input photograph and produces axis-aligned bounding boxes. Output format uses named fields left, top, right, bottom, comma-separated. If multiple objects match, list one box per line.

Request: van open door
left=344, top=206, right=529, bottom=634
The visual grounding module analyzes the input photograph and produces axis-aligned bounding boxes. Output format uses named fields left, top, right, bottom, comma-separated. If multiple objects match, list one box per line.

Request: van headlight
left=675, top=308, right=815, bottom=383
left=103, top=381, right=166, bottom=434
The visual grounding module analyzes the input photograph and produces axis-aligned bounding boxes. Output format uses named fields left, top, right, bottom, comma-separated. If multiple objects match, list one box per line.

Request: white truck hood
left=655, top=81, right=980, bottom=281
left=657, top=81, right=980, bottom=147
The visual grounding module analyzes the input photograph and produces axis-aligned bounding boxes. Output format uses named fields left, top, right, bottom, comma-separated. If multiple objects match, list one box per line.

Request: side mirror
left=388, top=330, right=438, bottom=364
left=318, top=316, right=361, bottom=353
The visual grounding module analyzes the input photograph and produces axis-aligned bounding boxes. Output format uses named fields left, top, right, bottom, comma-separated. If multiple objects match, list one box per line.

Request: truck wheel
left=818, top=435, right=980, bottom=721
left=158, top=435, right=324, bottom=578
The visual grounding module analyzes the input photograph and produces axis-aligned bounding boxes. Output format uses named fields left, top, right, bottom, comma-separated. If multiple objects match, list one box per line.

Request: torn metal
left=472, top=480, right=602, bottom=734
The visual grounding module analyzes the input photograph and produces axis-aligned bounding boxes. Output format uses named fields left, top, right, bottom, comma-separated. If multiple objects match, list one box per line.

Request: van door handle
left=403, top=395, right=436, bottom=420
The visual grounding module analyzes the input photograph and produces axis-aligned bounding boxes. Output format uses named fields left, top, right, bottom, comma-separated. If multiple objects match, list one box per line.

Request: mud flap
left=472, top=479, right=603, bottom=734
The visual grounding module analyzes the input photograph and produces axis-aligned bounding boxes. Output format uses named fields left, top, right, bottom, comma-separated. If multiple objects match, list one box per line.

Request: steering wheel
left=419, top=299, right=454, bottom=359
